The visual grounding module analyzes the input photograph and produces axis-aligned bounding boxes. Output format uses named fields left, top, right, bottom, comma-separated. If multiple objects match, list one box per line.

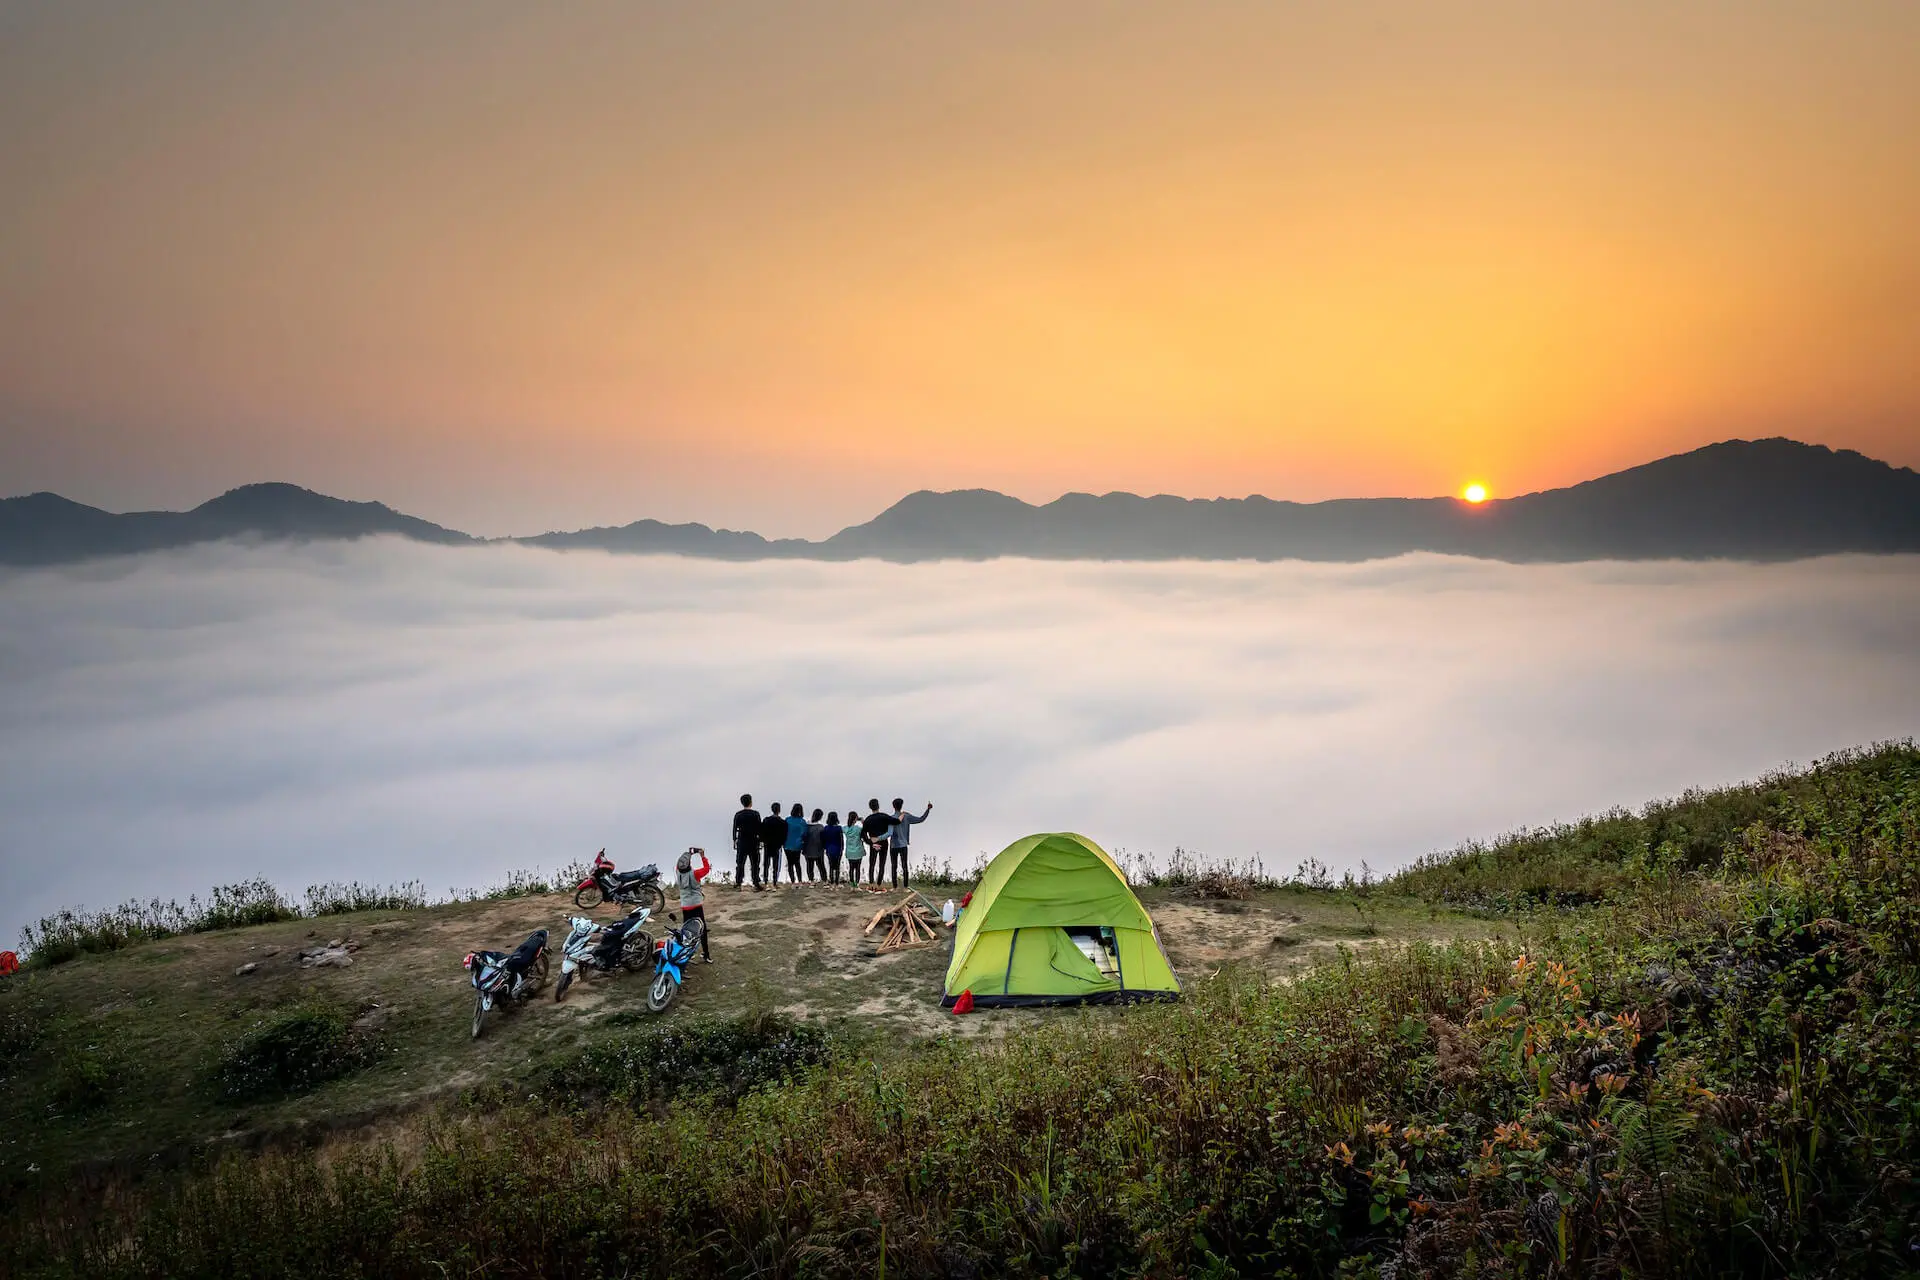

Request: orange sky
left=2, top=2, right=1917, bottom=537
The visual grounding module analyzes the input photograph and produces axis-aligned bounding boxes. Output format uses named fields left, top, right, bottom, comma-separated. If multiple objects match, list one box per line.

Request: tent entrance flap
left=1063, top=926, right=1120, bottom=979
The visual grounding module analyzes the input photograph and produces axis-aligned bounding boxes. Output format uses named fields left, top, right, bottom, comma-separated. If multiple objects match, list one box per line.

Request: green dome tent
left=943, top=832, right=1181, bottom=1007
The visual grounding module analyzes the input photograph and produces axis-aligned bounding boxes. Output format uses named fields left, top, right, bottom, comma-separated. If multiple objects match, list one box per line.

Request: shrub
left=480, top=869, right=554, bottom=900
left=1389, top=740, right=1920, bottom=908
left=447, top=863, right=592, bottom=902
left=50, top=1042, right=118, bottom=1114
left=1139, top=846, right=1276, bottom=896
left=0, top=986, right=47, bottom=1067
left=20, top=881, right=297, bottom=967
left=915, top=854, right=988, bottom=887
left=20, top=900, right=194, bottom=965
left=193, top=879, right=299, bottom=931
left=303, top=881, right=428, bottom=916
left=22, top=867, right=556, bottom=965
left=546, top=1011, right=842, bottom=1106
left=215, top=1005, right=381, bottom=1102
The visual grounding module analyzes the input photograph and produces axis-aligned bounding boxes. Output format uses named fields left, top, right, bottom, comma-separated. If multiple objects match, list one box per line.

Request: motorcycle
left=646, top=912, right=705, bottom=1013
left=554, top=907, right=655, bottom=1001
left=464, top=928, right=549, bottom=1039
left=573, top=849, right=666, bottom=915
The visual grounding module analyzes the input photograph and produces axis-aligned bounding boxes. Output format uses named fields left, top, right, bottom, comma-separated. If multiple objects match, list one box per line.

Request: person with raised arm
left=674, top=847, right=713, bottom=963
left=885, top=797, right=933, bottom=888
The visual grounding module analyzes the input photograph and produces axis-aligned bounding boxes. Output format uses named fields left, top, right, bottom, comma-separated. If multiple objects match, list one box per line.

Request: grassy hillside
left=3, top=743, right=1916, bottom=1278
left=0, top=873, right=1487, bottom=1189
left=1387, top=743, right=1920, bottom=908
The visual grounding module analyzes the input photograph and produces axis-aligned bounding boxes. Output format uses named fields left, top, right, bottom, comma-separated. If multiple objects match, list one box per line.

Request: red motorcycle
left=573, top=849, right=666, bottom=915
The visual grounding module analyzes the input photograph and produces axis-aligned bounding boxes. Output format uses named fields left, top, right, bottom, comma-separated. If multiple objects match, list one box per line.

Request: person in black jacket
left=860, top=799, right=896, bottom=875
left=731, top=794, right=763, bottom=891
left=759, top=804, right=789, bottom=888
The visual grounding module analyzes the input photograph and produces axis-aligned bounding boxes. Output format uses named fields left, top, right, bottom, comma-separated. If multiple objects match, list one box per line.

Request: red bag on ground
left=0, top=951, right=18, bottom=976
left=958, top=891, right=973, bottom=908
left=952, top=989, right=974, bottom=1015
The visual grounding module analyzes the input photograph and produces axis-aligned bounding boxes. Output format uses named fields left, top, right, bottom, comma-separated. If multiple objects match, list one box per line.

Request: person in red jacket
left=674, top=848, right=713, bottom=962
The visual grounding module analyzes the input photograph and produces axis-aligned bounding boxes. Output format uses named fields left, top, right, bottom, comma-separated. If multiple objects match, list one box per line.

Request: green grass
left=1387, top=740, right=1920, bottom=908
left=3, top=745, right=1917, bottom=1276
left=0, top=876, right=1494, bottom=1190
left=17, top=865, right=593, bottom=969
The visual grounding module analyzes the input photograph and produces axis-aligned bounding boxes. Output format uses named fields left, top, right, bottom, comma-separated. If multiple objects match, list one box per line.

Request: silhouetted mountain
left=5, top=439, right=1917, bottom=567
left=1462, top=439, right=1920, bottom=560
left=820, top=439, right=1920, bottom=562
left=521, top=519, right=808, bottom=559
left=0, top=483, right=470, bottom=565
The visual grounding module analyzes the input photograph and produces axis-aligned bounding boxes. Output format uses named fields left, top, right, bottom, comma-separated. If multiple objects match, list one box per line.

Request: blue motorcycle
left=646, top=913, right=705, bottom=1013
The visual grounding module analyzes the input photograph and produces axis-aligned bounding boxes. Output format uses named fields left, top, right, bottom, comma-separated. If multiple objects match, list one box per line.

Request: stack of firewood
left=864, top=892, right=946, bottom=953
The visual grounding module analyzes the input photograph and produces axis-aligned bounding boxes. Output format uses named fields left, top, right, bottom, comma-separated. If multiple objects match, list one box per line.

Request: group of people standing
left=729, top=795, right=933, bottom=892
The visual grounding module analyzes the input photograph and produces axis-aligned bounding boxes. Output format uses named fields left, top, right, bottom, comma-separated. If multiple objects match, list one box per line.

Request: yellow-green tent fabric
left=942, top=832, right=1180, bottom=1007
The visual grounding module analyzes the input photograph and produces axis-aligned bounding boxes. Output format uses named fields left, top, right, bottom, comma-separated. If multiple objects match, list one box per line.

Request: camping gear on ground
left=647, top=912, right=706, bottom=1013
left=951, top=989, right=975, bottom=1014
left=554, top=908, right=655, bottom=1001
left=941, top=899, right=957, bottom=926
left=864, top=892, right=944, bottom=953
left=465, top=928, right=549, bottom=1038
left=575, top=849, right=666, bottom=914
left=941, top=833, right=1180, bottom=1008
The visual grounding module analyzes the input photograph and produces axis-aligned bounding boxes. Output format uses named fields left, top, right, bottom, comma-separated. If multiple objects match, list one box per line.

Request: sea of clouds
left=3, top=541, right=1918, bottom=947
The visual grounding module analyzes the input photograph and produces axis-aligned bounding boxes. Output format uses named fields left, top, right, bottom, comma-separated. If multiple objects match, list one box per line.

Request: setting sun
left=1462, top=483, right=1490, bottom=504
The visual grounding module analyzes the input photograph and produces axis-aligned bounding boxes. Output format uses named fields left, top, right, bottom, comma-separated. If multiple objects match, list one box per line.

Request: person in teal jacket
left=784, top=803, right=807, bottom=883
left=843, top=807, right=866, bottom=887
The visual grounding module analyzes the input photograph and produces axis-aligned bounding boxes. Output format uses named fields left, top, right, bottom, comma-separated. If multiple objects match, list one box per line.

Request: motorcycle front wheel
left=621, top=934, right=655, bottom=972
left=471, top=993, right=488, bottom=1039
left=554, top=970, right=574, bottom=1003
left=573, top=882, right=606, bottom=910
left=647, top=972, right=679, bottom=1013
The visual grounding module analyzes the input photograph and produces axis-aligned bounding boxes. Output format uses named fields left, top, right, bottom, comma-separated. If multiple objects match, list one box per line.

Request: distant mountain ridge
left=520, top=518, right=809, bottom=559
left=819, top=438, right=1920, bottom=563
left=4, top=439, right=1918, bottom=567
left=0, top=482, right=470, bottom=565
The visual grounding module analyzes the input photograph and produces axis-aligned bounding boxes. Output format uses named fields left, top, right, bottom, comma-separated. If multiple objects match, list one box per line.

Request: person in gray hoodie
left=674, top=848, right=712, bottom=962
left=884, top=797, right=932, bottom=888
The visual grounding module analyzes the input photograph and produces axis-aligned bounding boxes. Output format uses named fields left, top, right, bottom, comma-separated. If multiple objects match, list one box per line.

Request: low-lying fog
left=4, top=542, right=1918, bottom=947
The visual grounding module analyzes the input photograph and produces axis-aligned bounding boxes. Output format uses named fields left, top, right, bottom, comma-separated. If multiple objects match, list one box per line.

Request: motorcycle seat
left=503, top=933, right=545, bottom=974
left=609, top=866, right=657, bottom=886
